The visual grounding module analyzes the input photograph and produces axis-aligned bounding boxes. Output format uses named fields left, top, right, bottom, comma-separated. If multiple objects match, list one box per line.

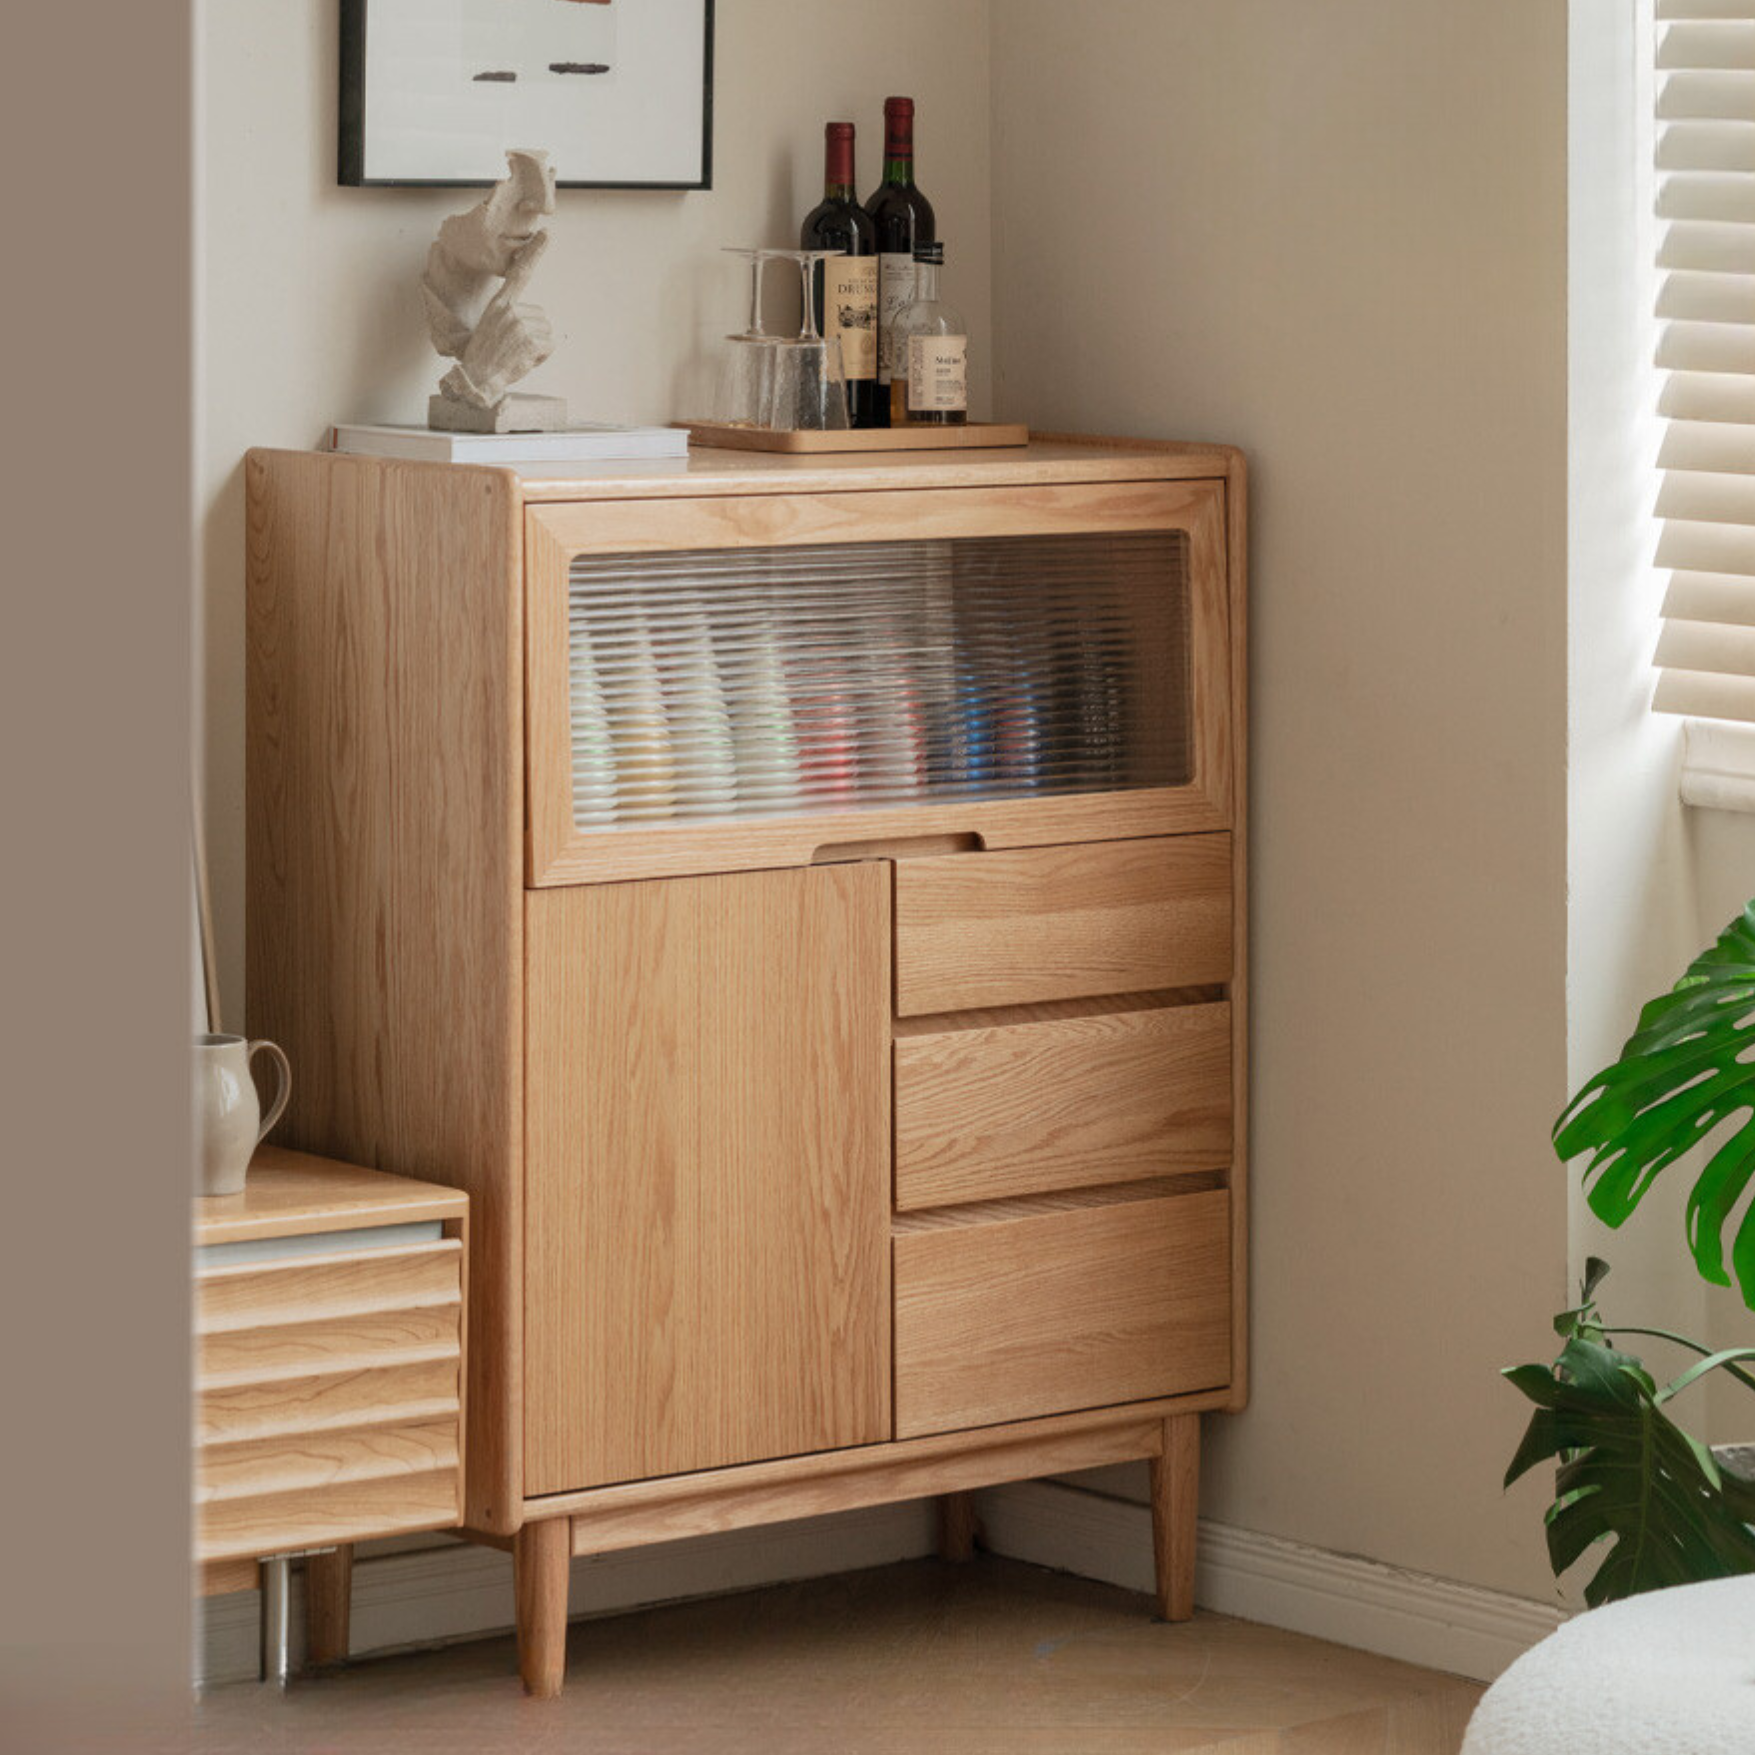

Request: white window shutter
left=1652, top=3, right=1755, bottom=722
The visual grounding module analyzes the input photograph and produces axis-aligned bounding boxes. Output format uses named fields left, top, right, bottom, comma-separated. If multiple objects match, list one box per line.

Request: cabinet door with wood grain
left=524, top=863, right=891, bottom=1494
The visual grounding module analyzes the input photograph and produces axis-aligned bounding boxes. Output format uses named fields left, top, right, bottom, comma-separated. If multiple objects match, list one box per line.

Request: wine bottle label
left=907, top=335, right=968, bottom=412
left=878, top=254, right=921, bottom=382
left=825, top=255, right=878, bottom=381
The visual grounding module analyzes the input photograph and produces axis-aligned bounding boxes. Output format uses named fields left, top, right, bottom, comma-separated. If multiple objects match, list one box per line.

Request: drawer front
left=197, top=1429, right=462, bottom=1561
left=197, top=1242, right=461, bottom=1331
left=196, top=1355, right=461, bottom=1447
left=893, top=1191, right=1231, bottom=1439
left=895, top=1002, right=1232, bottom=1211
left=893, top=835, right=1232, bottom=1016
left=199, top=1304, right=460, bottom=1387
left=194, top=1240, right=464, bottom=1561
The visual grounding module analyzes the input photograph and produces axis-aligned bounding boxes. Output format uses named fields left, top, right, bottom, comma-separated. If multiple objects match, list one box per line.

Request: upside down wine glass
left=768, top=249, right=851, bottom=432
left=712, top=247, right=782, bottom=427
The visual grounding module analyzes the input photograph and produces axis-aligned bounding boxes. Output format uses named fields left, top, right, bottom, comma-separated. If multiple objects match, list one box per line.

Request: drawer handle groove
left=893, top=1170, right=1227, bottom=1234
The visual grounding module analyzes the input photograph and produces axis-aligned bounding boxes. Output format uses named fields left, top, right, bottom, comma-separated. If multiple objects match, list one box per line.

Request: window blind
left=1652, top=3, right=1755, bottom=721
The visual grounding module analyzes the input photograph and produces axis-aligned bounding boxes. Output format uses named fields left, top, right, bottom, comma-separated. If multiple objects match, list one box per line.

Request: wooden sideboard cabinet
left=245, top=435, right=1248, bottom=1697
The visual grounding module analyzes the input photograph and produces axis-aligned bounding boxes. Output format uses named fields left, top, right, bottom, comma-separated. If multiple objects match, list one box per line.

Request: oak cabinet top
left=248, top=435, right=1244, bottom=507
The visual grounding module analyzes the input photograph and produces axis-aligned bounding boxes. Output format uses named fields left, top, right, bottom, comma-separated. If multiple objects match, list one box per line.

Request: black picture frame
left=339, top=0, right=715, bottom=190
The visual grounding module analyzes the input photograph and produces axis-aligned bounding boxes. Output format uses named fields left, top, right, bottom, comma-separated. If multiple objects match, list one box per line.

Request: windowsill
left=1680, top=721, right=1755, bottom=816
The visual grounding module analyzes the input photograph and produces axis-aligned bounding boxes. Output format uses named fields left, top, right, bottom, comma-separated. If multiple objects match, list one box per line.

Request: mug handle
left=247, top=1039, right=293, bottom=1146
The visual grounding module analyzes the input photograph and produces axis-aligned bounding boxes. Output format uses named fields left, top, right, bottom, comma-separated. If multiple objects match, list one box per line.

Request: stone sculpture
left=421, top=148, right=565, bottom=432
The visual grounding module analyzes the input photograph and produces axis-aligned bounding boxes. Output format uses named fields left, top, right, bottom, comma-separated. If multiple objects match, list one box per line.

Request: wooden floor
left=191, top=1556, right=1483, bottom=1753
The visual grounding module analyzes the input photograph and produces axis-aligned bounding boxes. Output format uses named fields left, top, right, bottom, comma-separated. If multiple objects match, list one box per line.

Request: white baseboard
left=973, top=1479, right=1566, bottom=1683
left=199, top=1498, right=936, bottom=1687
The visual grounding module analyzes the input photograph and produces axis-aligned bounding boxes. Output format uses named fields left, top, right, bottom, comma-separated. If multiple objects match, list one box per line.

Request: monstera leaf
left=1554, top=903, right=1755, bottom=1308
left=1505, top=1325, right=1755, bottom=1606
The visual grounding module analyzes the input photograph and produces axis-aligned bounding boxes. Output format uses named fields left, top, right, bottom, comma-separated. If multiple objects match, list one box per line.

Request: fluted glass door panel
left=567, top=532, right=1191, bottom=830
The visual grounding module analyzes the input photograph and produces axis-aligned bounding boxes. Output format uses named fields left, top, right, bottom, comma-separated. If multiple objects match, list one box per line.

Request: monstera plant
left=1505, top=903, right=1755, bottom=1605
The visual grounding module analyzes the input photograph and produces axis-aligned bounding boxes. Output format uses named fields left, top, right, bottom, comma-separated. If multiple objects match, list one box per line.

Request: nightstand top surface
left=194, top=1144, right=468, bottom=1246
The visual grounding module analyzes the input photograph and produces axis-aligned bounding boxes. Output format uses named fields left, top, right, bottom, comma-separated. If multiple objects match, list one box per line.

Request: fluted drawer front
left=895, top=1002, right=1232, bottom=1211
left=193, top=1240, right=464, bottom=1561
left=197, top=1417, right=460, bottom=1505
left=197, top=1241, right=462, bottom=1332
left=196, top=1356, right=462, bottom=1448
left=894, top=835, right=1232, bottom=1016
left=197, top=1467, right=463, bottom=1563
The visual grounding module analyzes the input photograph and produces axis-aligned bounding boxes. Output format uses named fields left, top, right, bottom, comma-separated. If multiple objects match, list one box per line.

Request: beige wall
left=988, top=0, right=1570, bottom=1598
left=198, top=0, right=993, bottom=1027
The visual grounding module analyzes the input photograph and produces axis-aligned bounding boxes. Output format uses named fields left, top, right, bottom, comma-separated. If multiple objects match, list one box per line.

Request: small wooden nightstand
left=194, top=1146, right=468, bottom=1682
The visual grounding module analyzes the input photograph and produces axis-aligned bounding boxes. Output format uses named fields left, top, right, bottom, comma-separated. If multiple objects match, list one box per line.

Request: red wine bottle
left=801, top=122, right=879, bottom=429
left=865, top=96, right=936, bottom=429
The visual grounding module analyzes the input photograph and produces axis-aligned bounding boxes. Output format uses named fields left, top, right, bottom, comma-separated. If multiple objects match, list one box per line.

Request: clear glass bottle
left=889, top=243, right=967, bottom=427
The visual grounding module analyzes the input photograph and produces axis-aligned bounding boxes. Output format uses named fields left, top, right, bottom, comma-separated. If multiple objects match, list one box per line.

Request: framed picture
left=340, top=0, right=714, bottom=189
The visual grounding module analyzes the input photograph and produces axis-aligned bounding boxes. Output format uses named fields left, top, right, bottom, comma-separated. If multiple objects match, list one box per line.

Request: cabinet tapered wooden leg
left=515, top=1519, right=572, bottom=1698
left=305, top=1545, right=353, bottom=1667
left=1149, top=1414, right=1200, bottom=1621
left=938, top=1492, right=979, bottom=1562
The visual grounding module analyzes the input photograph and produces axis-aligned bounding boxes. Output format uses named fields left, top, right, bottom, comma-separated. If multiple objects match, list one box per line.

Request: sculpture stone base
left=428, top=391, right=569, bottom=434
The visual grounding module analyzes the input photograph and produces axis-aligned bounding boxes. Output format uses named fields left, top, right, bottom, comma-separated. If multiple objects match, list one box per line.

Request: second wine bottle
left=866, top=96, right=935, bottom=430
left=800, top=122, right=879, bottom=429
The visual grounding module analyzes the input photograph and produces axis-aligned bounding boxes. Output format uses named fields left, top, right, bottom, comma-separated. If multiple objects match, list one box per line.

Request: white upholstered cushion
left=1462, top=1576, right=1755, bottom=1754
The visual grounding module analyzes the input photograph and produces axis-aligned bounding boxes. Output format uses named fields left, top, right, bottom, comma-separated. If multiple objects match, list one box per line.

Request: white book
left=328, top=422, right=690, bottom=464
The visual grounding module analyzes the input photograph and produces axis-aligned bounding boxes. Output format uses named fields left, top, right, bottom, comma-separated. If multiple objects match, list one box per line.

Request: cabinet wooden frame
left=524, top=478, right=1232, bottom=887
left=525, top=1390, right=1227, bottom=1549
left=246, top=451, right=523, bottom=1533
left=244, top=437, right=1249, bottom=1688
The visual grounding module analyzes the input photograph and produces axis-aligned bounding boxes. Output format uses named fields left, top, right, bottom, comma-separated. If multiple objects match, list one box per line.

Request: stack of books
left=328, top=422, right=690, bottom=464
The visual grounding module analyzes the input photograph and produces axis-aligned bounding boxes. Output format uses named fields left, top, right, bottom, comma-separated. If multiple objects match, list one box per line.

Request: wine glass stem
left=798, top=258, right=821, bottom=343
left=748, top=255, right=766, bottom=339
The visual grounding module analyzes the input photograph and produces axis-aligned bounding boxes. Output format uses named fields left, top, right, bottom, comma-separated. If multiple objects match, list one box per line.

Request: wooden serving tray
left=678, top=420, right=1030, bottom=455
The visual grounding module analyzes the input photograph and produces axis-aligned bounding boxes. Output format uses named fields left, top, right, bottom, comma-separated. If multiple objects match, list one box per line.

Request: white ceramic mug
left=196, top=1033, right=291, bottom=1197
